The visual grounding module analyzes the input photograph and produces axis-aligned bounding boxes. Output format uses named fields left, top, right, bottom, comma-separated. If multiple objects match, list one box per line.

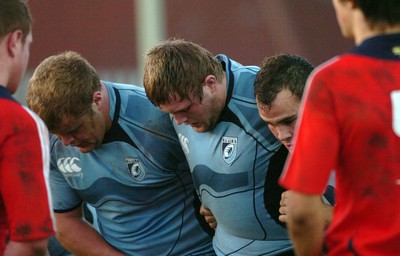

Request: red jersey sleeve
left=0, top=99, right=55, bottom=244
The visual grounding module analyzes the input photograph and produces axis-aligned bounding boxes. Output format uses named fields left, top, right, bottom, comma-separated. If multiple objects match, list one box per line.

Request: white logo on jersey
left=390, top=90, right=400, bottom=137
left=125, top=158, right=145, bottom=181
left=57, top=157, right=82, bottom=177
left=178, top=133, right=190, bottom=154
left=221, top=136, right=237, bottom=165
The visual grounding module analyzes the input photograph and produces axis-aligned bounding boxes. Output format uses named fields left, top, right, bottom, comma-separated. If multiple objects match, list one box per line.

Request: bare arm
left=4, top=238, right=49, bottom=256
left=55, top=205, right=124, bottom=256
left=286, top=191, right=325, bottom=256
left=321, top=203, right=333, bottom=230
left=199, top=204, right=217, bottom=229
left=279, top=190, right=333, bottom=229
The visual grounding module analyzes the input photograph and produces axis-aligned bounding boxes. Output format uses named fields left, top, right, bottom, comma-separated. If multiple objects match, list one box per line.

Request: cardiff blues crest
left=221, top=136, right=237, bottom=165
left=125, top=157, right=145, bottom=181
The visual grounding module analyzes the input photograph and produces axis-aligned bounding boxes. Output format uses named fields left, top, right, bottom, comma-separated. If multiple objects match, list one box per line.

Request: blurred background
left=15, top=0, right=353, bottom=103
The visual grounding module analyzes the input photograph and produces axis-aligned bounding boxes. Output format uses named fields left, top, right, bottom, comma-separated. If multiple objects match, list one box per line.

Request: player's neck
left=355, top=26, right=400, bottom=45
left=0, top=62, right=10, bottom=89
left=353, top=12, right=400, bottom=45
left=99, top=82, right=112, bottom=132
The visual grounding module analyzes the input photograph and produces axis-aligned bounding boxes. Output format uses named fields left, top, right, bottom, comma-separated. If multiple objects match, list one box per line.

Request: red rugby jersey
left=0, top=87, right=54, bottom=253
left=280, top=34, right=400, bottom=255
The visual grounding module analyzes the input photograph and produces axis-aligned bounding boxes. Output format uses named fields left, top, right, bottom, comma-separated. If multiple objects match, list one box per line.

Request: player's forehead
left=259, top=107, right=295, bottom=126
left=257, top=97, right=298, bottom=125
left=274, top=89, right=299, bottom=103
left=52, top=113, right=88, bottom=134
left=159, top=95, right=192, bottom=113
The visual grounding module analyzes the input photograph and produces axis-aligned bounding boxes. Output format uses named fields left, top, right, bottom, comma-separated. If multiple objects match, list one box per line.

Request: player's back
left=312, top=34, right=400, bottom=255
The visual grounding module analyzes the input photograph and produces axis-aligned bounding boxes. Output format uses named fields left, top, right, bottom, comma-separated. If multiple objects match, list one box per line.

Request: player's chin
left=77, top=144, right=96, bottom=153
left=192, top=125, right=209, bottom=133
left=187, top=123, right=202, bottom=132
left=191, top=121, right=214, bottom=133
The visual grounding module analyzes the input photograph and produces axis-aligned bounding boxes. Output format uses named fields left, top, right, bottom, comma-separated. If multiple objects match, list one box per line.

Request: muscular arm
left=279, top=190, right=333, bottom=229
left=4, top=239, right=49, bottom=256
left=285, top=191, right=325, bottom=256
left=55, top=205, right=124, bottom=256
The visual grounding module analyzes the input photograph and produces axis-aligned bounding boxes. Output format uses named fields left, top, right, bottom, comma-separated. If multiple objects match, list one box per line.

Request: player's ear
left=92, top=90, right=102, bottom=106
left=7, top=30, right=23, bottom=57
left=204, top=75, right=217, bottom=92
left=346, top=0, right=357, bottom=9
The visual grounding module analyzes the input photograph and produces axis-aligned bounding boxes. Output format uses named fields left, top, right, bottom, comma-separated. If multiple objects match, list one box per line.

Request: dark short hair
left=0, top=0, right=32, bottom=42
left=254, top=54, right=314, bottom=109
left=354, top=0, right=400, bottom=26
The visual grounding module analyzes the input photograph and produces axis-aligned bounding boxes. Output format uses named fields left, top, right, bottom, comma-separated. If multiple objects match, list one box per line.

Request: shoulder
left=311, top=54, right=354, bottom=79
left=0, top=100, right=44, bottom=132
left=307, top=54, right=366, bottom=97
left=104, top=81, right=145, bottom=94
left=105, top=81, right=153, bottom=108
left=306, top=55, right=348, bottom=91
left=216, top=54, right=259, bottom=74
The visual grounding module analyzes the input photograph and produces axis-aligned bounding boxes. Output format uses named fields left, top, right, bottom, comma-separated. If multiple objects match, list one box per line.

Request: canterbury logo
left=178, top=133, right=190, bottom=154
left=57, top=157, right=82, bottom=173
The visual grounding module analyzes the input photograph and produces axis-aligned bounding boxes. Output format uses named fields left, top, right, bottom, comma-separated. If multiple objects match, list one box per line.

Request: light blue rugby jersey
left=49, top=82, right=214, bottom=256
left=173, top=55, right=293, bottom=255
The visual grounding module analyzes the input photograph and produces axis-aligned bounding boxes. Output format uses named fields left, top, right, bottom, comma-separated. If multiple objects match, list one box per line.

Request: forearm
left=57, top=218, right=124, bottom=256
left=288, top=213, right=324, bottom=255
left=323, top=204, right=334, bottom=230
left=4, top=239, right=49, bottom=256
left=286, top=192, right=325, bottom=256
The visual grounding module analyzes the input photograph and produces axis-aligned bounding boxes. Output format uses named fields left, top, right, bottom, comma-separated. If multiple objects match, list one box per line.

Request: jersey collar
left=351, top=33, right=400, bottom=60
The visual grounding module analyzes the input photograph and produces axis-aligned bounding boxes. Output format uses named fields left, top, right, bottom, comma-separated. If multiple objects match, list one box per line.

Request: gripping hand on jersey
left=279, top=190, right=334, bottom=229
left=200, top=204, right=217, bottom=229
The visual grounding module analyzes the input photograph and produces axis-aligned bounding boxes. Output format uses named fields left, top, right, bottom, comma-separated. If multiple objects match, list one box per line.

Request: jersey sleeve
left=280, top=69, right=339, bottom=195
left=0, top=104, right=55, bottom=242
left=49, top=145, right=83, bottom=212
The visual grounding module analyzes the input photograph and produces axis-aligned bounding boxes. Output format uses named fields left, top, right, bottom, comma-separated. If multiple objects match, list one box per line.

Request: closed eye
left=56, top=123, right=83, bottom=137
left=180, top=105, right=191, bottom=113
left=280, top=116, right=297, bottom=126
